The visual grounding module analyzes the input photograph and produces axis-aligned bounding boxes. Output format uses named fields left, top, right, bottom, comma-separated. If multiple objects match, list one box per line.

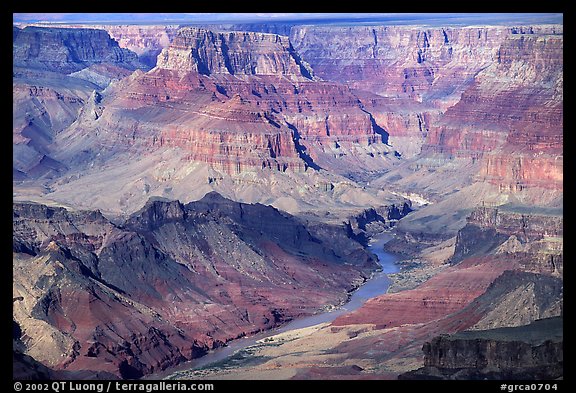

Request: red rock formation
left=424, top=33, right=563, bottom=195
left=292, top=25, right=563, bottom=184
left=58, top=27, right=392, bottom=175
left=291, top=25, right=561, bottom=103
left=13, top=79, right=93, bottom=179
left=13, top=194, right=378, bottom=378
left=332, top=256, right=517, bottom=328
left=323, top=202, right=563, bottom=378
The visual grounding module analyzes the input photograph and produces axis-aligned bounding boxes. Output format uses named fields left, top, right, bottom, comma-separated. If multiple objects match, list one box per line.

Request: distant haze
left=13, top=13, right=563, bottom=26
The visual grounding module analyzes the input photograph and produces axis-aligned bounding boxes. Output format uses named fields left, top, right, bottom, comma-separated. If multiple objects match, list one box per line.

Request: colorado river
left=154, top=232, right=399, bottom=379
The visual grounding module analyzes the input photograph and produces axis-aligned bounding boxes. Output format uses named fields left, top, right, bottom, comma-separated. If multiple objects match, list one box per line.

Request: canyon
left=13, top=16, right=562, bottom=380
left=13, top=193, right=382, bottom=378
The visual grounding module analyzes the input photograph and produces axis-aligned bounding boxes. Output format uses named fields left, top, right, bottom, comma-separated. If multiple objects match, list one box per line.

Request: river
left=153, top=232, right=399, bottom=379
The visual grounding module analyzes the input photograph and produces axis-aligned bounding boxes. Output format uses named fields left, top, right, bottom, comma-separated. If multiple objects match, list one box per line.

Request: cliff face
left=13, top=26, right=148, bottom=180
left=13, top=26, right=143, bottom=74
left=291, top=25, right=561, bottom=104
left=426, top=33, right=562, bottom=193
left=452, top=206, right=563, bottom=275
left=13, top=194, right=377, bottom=378
left=401, top=316, right=563, bottom=380
left=292, top=25, right=563, bottom=197
left=55, top=27, right=396, bottom=176
left=157, top=28, right=314, bottom=79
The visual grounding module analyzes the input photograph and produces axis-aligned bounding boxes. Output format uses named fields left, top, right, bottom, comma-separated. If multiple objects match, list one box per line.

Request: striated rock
left=13, top=26, right=144, bottom=74
left=425, top=33, right=562, bottom=195
left=13, top=26, right=146, bottom=180
left=401, top=316, right=562, bottom=380
left=157, top=28, right=314, bottom=79
left=332, top=256, right=517, bottom=328
left=292, top=24, right=562, bottom=199
left=356, top=91, right=440, bottom=158
left=452, top=206, right=563, bottom=275
left=13, top=193, right=378, bottom=378
left=54, top=27, right=396, bottom=176
left=291, top=24, right=561, bottom=103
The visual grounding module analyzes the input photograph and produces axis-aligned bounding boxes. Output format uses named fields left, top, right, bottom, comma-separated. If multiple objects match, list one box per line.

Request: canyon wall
left=13, top=26, right=143, bottom=74
left=13, top=26, right=148, bottom=180
left=401, top=316, right=562, bottom=380
left=291, top=24, right=561, bottom=103
left=13, top=21, right=563, bottom=380
left=54, top=27, right=396, bottom=177
left=156, top=28, right=314, bottom=79
left=292, top=24, right=563, bottom=198
left=452, top=206, right=563, bottom=275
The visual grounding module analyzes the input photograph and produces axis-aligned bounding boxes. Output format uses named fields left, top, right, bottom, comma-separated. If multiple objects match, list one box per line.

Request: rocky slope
left=13, top=193, right=378, bottom=378
left=13, top=26, right=146, bottom=181
left=366, top=26, right=563, bottom=249
left=425, top=33, right=563, bottom=201
left=18, top=25, right=407, bottom=217
left=47, top=27, right=396, bottom=177
left=325, top=205, right=563, bottom=377
left=13, top=76, right=94, bottom=180
left=13, top=21, right=563, bottom=380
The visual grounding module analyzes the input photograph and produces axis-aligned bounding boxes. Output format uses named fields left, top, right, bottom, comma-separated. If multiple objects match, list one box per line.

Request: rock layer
left=54, top=27, right=396, bottom=176
left=13, top=26, right=146, bottom=180
left=157, top=28, right=314, bottom=79
left=452, top=206, right=563, bottom=275
left=292, top=24, right=563, bottom=198
left=13, top=26, right=143, bottom=74
left=401, top=316, right=563, bottom=380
